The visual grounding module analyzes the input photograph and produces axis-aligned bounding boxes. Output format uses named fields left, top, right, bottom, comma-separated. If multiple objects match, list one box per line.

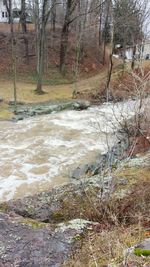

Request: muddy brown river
left=0, top=100, right=140, bottom=201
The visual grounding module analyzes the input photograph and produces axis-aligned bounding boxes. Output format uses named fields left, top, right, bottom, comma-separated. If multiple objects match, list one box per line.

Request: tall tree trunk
left=20, top=0, right=29, bottom=64
left=4, top=0, right=11, bottom=24
left=99, top=5, right=102, bottom=47
left=121, top=36, right=127, bottom=76
left=20, top=0, right=27, bottom=33
left=10, top=0, right=17, bottom=113
left=35, top=0, right=40, bottom=74
left=102, top=0, right=111, bottom=65
left=131, top=45, right=136, bottom=70
left=105, top=0, right=114, bottom=101
left=35, top=0, right=48, bottom=94
left=79, top=0, right=88, bottom=61
left=51, top=0, right=56, bottom=32
left=60, top=23, right=69, bottom=74
left=105, top=48, right=113, bottom=100
left=35, top=26, right=45, bottom=94
left=59, top=0, right=76, bottom=74
left=72, top=0, right=82, bottom=98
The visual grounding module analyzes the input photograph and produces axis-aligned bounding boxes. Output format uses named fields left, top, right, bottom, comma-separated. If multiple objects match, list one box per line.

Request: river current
left=0, top=100, right=139, bottom=201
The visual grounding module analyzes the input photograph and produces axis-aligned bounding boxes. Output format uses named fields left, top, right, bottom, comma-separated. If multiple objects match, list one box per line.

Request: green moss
left=134, top=248, right=150, bottom=257
left=21, top=218, right=47, bottom=229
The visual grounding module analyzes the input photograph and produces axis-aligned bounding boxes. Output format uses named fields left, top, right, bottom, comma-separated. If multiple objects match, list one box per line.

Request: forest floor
left=0, top=60, right=150, bottom=120
left=0, top=27, right=149, bottom=120
left=0, top=69, right=106, bottom=104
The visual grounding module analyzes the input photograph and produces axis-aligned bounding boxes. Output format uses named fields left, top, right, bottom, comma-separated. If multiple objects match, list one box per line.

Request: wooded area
left=0, top=1, right=150, bottom=266
left=1, top=0, right=150, bottom=100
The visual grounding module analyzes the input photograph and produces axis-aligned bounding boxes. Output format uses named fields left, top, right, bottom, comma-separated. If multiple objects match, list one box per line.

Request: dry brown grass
left=0, top=70, right=107, bottom=103
left=0, top=70, right=107, bottom=119
left=0, top=60, right=149, bottom=120
left=64, top=225, right=150, bottom=267
left=64, top=168, right=150, bottom=267
left=0, top=80, right=72, bottom=103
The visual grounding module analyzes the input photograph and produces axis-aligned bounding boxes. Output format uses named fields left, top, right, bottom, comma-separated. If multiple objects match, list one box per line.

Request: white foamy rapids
left=0, top=99, right=141, bottom=201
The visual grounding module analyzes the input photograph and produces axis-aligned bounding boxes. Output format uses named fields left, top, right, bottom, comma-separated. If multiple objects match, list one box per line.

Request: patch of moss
left=73, top=234, right=82, bottom=241
left=134, top=248, right=150, bottom=257
left=21, top=218, right=47, bottom=229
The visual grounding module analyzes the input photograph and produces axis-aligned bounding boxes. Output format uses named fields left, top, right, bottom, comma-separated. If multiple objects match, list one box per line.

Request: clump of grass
left=64, top=225, right=146, bottom=266
left=63, top=162, right=150, bottom=266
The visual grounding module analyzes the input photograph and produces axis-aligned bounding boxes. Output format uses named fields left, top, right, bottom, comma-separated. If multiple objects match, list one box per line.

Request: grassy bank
left=64, top=151, right=150, bottom=267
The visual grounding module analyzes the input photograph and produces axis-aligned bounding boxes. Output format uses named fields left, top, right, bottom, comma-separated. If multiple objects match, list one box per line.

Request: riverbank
left=0, top=97, right=149, bottom=266
left=0, top=149, right=149, bottom=266
left=0, top=69, right=106, bottom=121
left=0, top=60, right=149, bottom=121
left=10, top=100, right=90, bottom=121
left=1, top=98, right=147, bottom=201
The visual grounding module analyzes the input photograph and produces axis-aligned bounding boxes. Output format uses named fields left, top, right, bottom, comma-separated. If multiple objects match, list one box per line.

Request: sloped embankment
left=0, top=149, right=149, bottom=266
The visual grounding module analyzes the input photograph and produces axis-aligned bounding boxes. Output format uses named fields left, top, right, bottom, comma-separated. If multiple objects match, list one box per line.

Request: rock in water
left=72, top=100, right=90, bottom=110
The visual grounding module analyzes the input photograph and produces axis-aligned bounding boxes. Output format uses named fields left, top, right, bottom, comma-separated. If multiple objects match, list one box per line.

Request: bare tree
left=105, top=0, right=113, bottom=98
left=20, top=0, right=29, bottom=64
left=59, top=0, right=78, bottom=74
left=51, top=0, right=57, bottom=32
left=33, top=0, right=52, bottom=94
left=20, top=0, right=27, bottom=33
left=9, top=0, right=17, bottom=113
left=4, top=0, right=11, bottom=24
left=102, top=0, right=111, bottom=65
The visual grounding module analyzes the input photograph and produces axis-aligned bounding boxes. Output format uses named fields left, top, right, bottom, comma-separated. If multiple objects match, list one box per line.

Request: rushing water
left=0, top=100, right=140, bottom=201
